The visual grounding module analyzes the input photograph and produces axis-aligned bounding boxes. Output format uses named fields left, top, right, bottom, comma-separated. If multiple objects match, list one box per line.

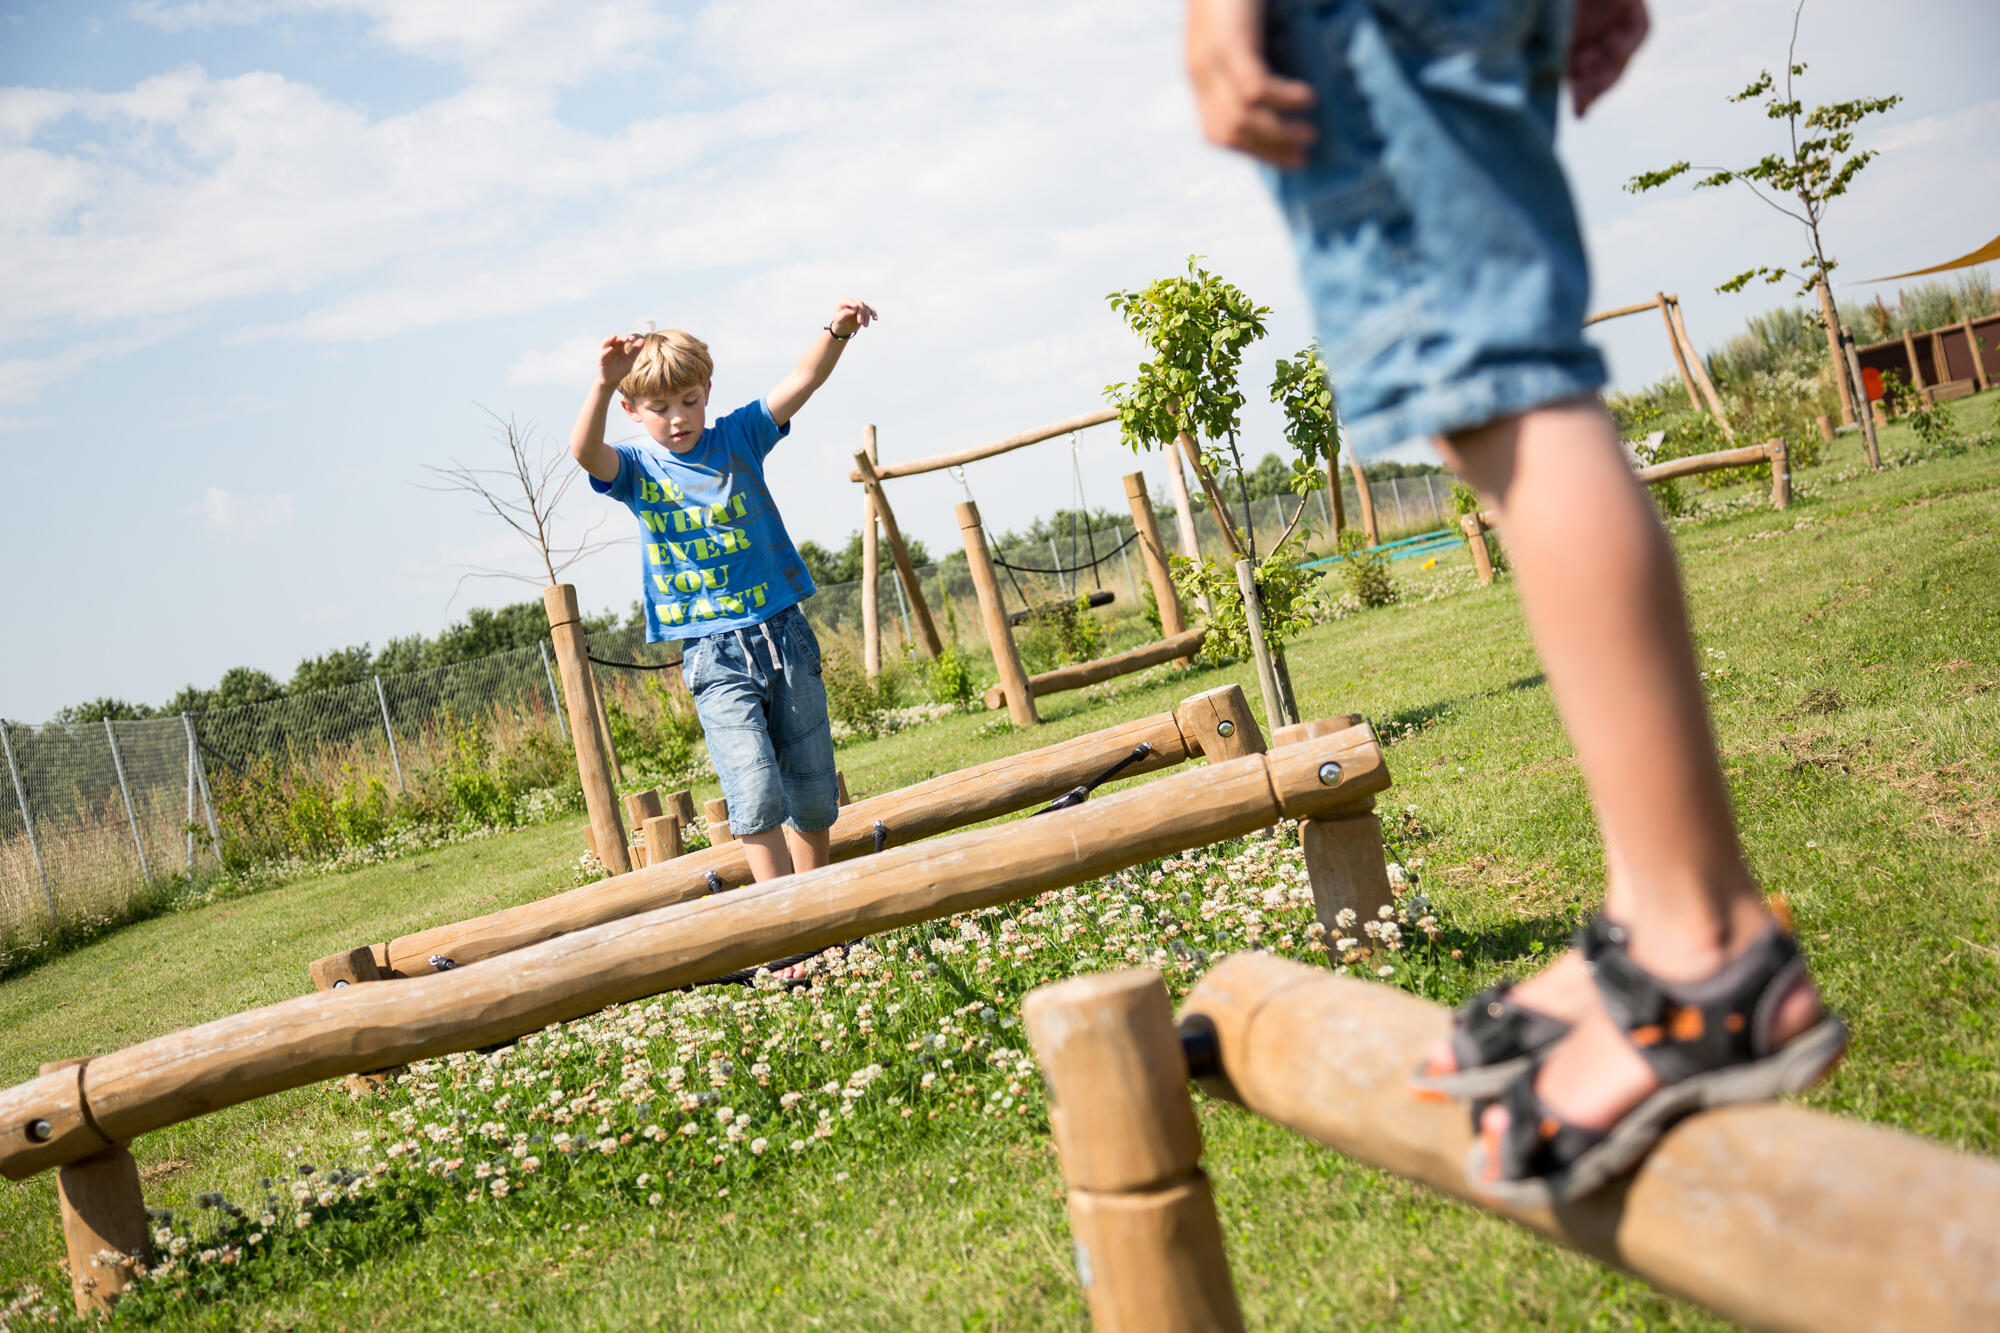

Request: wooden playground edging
left=1458, top=438, right=1793, bottom=586
left=2, top=697, right=1397, bottom=1314
left=310, top=687, right=1257, bottom=987
left=1025, top=957, right=2000, bottom=1333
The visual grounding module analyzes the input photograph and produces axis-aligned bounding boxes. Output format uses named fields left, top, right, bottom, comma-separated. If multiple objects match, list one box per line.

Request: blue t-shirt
left=591, top=399, right=817, bottom=642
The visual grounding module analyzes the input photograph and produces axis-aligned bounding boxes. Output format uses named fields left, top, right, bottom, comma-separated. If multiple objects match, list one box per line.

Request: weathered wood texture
left=1461, top=513, right=1495, bottom=584
left=845, top=408, right=1117, bottom=481
left=54, top=1140, right=149, bottom=1314
left=310, top=947, right=384, bottom=991
left=981, top=629, right=1206, bottom=711
left=667, top=790, right=696, bottom=826
left=1176, top=683, right=1266, bottom=761
left=703, top=798, right=731, bottom=844
left=543, top=585, right=629, bottom=875
left=835, top=771, right=852, bottom=806
left=1667, top=297, right=1736, bottom=440
left=1657, top=292, right=1704, bottom=411
left=1271, top=715, right=1364, bottom=749
left=1299, top=810, right=1393, bottom=930
left=1635, top=441, right=1779, bottom=486
left=373, top=706, right=1209, bottom=976
left=1768, top=438, right=1791, bottom=510
left=1025, top=971, right=1241, bottom=1333
left=853, top=449, right=943, bottom=658
left=958, top=500, right=1039, bottom=727
left=1182, top=952, right=2000, bottom=1333
left=1582, top=295, right=1666, bottom=325
left=861, top=425, right=882, bottom=677
left=1348, top=452, right=1378, bottom=546
left=641, top=815, right=682, bottom=865
left=623, top=790, right=663, bottom=831
left=0, top=727, right=1388, bottom=1180
left=1122, top=470, right=1188, bottom=652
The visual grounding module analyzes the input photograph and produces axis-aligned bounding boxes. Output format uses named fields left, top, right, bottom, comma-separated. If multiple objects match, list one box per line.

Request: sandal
left=1467, top=920, right=1848, bottom=1205
left=1410, top=914, right=1621, bottom=1101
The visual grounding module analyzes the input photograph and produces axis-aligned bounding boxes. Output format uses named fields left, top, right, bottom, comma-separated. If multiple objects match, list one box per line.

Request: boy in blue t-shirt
left=569, top=300, right=877, bottom=885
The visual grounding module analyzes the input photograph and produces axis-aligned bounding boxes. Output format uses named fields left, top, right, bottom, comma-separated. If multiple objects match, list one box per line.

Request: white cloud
left=189, top=487, right=294, bottom=537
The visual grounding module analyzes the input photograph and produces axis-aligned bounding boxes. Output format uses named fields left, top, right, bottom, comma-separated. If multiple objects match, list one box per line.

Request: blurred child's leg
left=1434, top=399, right=1822, bottom=1129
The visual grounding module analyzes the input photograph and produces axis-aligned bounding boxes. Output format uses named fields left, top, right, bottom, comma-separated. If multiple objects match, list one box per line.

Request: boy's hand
left=1569, top=0, right=1648, bottom=117
left=597, top=334, right=645, bottom=390
left=1185, top=0, right=1316, bottom=169
left=827, top=300, right=879, bottom=339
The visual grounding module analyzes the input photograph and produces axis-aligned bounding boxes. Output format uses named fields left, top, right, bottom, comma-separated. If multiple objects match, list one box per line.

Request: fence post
left=1122, top=472, right=1189, bottom=664
left=1422, top=473, right=1440, bottom=525
left=1234, top=559, right=1291, bottom=732
left=102, top=720, right=150, bottom=886
left=181, top=714, right=222, bottom=862
left=957, top=500, right=1040, bottom=728
left=183, top=727, right=196, bottom=870
left=372, top=675, right=405, bottom=793
left=1768, top=438, right=1792, bottom=510
left=541, top=585, right=630, bottom=876
left=1023, top=971, right=1243, bottom=1333
left=2, top=722, right=55, bottom=926
left=703, top=797, right=733, bottom=844
left=1461, top=513, right=1495, bottom=585
left=1300, top=799, right=1394, bottom=931
left=538, top=640, right=569, bottom=742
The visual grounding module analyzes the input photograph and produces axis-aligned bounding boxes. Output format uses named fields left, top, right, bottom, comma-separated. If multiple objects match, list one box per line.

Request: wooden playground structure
left=1585, top=292, right=1737, bottom=440
left=1026, top=960, right=2000, bottom=1333
left=0, top=688, right=1400, bottom=1314
left=1458, top=436, right=1793, bottom=586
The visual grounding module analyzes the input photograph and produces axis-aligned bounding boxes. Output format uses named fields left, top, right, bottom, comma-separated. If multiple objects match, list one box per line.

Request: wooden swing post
left=543, top=584, right=629, bottom=876
left=860, top=425, right=883, bottom=678
left=852, top=447, right=943, bottom=659
left=957, top=500, right=1039, bottom=727
left=1122, top=471, right=1189, bottom=660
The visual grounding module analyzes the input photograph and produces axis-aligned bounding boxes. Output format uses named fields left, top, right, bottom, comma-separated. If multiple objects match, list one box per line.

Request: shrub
left=1015, top=595, right=1104, bottom=674
left=1337, top=531, right=1398, bottom=608
left=922, top=642, right=977, bottom=709
left=1171, top=550, right=1323, bottom=664
left=434, top=707, right=516, bottom=830
left=603, top=678, right=703, bottom=781
left=823, top=642, right=894, bottom=739
left=332, top=774, right=391, bottom=846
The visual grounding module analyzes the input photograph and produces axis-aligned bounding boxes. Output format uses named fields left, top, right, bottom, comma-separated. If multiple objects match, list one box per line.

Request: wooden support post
left=1901, top=327, right=1926, bottom=391
left=1177, top=434, right=1248, bottom=562
left=1299, top=802, right=1394, bottom=932
left=853, top=449, right=942, bottom=659
left=1271, top=715, right=1364, bottom=749
left=1768, top=438, right=1791, bottom=510
left=1929, top=328, right=1948, bottom=394
left=1960, top=318, right=1988, bottom=390
left=703, top=797, right=732, bottom=844
left=1023, top=971, right=1244, bottom=1333
left=641, top=814, right=682, bottom=865
left=1234, top=559, right=1289, bottom=733
left=589, top=663, right=623, bottom=784
left=1461, top=513, right=1495, bottom=584
left=1656, top=292, right=1703, bottom=411
left=1182, top=952, right=2000, bottom=1333
left=666, top=790, right=696, bottom=826
left=543, top=585, right=629, bottom=876
left=582, top=824, right=598, bottom=862
left=957, top=500, right=1039, bottom=728
left=836, top=771, right=852, bottom=806
left=1347, top=453, right=1378, bottom=546
left=1667, top=298, right=1735, bottom=441
left=309, top=946, right=384, bottom=991
left=56, top=1144, right=149, bottom=1315
left=1122, top=471, right=1189, bottom=662
left=1323, top=454, right=1345, bottom=542
left=1843, top=331, right=1884, bottom=473
left=861, top=425, right=883, bottom=678
left=1173, top=684, right=1265, bottom=761
left=623, top=789, right=663, bottom=832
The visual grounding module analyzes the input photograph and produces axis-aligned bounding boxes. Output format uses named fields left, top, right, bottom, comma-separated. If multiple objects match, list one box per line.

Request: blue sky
left=3, top=0, right=1997, bottom=721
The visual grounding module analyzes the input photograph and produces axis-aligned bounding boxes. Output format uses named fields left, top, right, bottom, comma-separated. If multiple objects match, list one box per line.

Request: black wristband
left=824, top=323, right=855, bottom=341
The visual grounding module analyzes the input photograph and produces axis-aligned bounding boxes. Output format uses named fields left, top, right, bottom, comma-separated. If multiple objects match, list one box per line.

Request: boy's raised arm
left=765, top=299, right=878, bottom=428
left=571, top=335, right=643, bottom=483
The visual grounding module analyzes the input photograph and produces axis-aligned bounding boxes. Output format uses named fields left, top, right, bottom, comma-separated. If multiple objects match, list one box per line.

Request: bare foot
left=1478, top=913, right=1826, bottom=1141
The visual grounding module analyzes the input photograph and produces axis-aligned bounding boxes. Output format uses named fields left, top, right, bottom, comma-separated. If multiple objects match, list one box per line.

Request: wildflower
left=751, top=1137, right=769, bottom=1155
left=294, top=1212, right=313, bottom=1229
left=648, top=1192, right=664, bottom=1207
left=1377, top=965, right=1395, bottom=977
left=490, top=1178, right=511, bottom=1198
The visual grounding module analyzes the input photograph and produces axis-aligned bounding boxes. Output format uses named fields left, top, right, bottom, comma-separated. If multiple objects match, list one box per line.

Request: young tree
left=1627, top=0, right=1899, bottom=429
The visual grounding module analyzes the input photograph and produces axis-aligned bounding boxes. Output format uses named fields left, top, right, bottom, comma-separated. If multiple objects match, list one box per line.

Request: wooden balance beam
left=1025, top=954, right=2000, bottom=1333
left=310, top=686, right=1263, bottom=987
left=982, top=628, right=1208, bottom=711
left=0, top=723, right=1390, bottom=1313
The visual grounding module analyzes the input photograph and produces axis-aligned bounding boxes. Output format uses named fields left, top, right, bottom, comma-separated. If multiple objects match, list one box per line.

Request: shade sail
left=1860, top=232, right=2000, bottom=283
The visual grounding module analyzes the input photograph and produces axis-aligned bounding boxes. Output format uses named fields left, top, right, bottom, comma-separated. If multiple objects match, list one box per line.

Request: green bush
left=332, top=774, right=391, bottom=846
left=823, top=642, right=899, bottom=739
left=604, top=678, right=703, bottom=780
left=922, top=642, right=977, bottom=709
left=1337, top=531, right=1398, bottom=608
left=1171, top=550, right=1322, bottom=664
left=1014, top=595, right=1104, bottom=674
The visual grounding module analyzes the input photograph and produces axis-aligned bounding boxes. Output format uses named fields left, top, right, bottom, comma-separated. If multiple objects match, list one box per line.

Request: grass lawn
left=1, top=404, right=1995, bottom=1330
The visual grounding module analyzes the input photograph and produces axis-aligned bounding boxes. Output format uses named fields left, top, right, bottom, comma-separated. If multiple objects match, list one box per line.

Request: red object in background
left=1862, top=366, right=1885, bottom=401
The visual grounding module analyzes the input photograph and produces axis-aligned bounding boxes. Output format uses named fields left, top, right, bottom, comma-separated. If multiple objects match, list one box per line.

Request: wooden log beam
left=1666, top=298, right=1736, bottom=440
left=957, top=500, right=1039, bottom=728
left=365, top=705, right=1210, bottom=977
left=1347, top=453, right=1378, bottom=546
left=0, top=728, right=1389, bottom=1181
left=853, top=450, right=943, bottom=658
left=1655, top=291, right=1704, bottom=412
left=1024, top=971, right=1243, bottom=1331
left=1634, top=442, right=1778, bottom=485
left=1181, top=952, right=2000, bottom=1333
left=543, top=585, right=628, bottom=875
left=981, top=629, right=1207, bottom=711
left=1122, top=471, right=1190, bottom=665
left=845, top=408, right=1117, bottom=482
left=1582, top=295, right=1666, bottom=325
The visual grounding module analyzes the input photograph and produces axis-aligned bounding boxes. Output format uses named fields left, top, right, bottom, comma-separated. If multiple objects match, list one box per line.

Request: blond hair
left=619, top=329, right=713, bottom=400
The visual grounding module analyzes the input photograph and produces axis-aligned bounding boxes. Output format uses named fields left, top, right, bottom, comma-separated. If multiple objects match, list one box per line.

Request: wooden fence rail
left=1028, top=953, right=2000, bottom=1333
left=316, top=689, right=1263, bottom=986
left=1, top=719, right=1391, bottom=1313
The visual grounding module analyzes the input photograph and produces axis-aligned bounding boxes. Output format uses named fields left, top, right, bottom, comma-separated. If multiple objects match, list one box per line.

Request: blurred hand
left=828, top=300, right=879, bottom=338
left=1185, top=0, right=1317, bottom=168
left=597, top=334, right=645, bottom=389
left=1568, top=0, right=1648, bottom=117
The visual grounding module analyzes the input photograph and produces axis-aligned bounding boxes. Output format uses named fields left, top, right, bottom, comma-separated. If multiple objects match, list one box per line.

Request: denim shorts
left=682, top=603, right=840, bottom=838
left=1263, top=0, right=1607, bottom=458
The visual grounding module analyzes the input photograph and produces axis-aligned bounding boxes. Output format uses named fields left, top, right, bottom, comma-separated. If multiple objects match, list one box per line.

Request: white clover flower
left=1335, top=908, right=1358, bottom=929
left=648, top=1192, right=664, bottom=1207
left=294, top=1212, right=313, bottom=1229
left=679, top=1123, right=699, bottom=1138
left=1377, top=965, right=1395, bottom=977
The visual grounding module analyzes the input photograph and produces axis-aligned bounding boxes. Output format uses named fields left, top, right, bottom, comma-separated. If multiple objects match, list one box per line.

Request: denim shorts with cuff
left=683, top=603, right=840, bottom=839
left=1263, top=0, right=1608, bottom=459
